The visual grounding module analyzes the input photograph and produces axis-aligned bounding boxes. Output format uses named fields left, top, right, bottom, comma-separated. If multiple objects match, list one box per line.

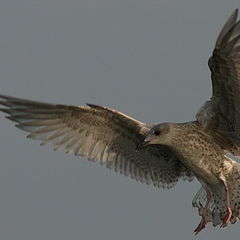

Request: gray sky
left=0, top=0, right=239, bottom=239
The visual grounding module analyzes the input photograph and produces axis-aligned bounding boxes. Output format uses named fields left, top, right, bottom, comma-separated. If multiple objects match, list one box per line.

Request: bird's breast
left=169, top=127, right=225, bottom=185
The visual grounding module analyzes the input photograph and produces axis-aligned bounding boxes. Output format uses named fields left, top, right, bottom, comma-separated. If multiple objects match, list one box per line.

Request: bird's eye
left=154, top=130, right=160, bottom=136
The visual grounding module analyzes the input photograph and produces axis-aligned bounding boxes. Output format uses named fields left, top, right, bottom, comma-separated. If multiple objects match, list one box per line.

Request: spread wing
left=196, top=9, right=240, bottom=152
left=0, top=95, right=193, bottom=188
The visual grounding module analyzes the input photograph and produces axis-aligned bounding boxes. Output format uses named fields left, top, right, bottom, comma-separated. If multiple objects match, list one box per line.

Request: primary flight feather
left=1, top=9, right=240, bottom=234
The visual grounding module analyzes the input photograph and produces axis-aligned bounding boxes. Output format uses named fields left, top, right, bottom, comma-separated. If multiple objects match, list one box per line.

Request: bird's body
left=143, top=120, right=240, bottom=231
left=1, top=9, right=240, bottom=234
left=164, top=122, right=227, bottom=186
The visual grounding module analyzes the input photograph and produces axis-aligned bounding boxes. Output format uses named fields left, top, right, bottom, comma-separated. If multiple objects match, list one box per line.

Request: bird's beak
left=136, top=139, right=150, bottom=151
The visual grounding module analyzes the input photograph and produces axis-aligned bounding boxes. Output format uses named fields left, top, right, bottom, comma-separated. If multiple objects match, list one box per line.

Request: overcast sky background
left=0, top=0, right=240, bottom=239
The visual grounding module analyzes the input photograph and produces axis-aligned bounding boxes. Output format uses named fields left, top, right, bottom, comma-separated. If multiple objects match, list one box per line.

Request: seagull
left=1, top=9, right=240, bottom=234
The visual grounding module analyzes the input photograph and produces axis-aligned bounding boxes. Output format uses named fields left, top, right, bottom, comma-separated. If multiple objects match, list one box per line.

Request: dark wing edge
left=196, top=9, right=240, bottom=152
left=0, top=94, right=193, bottom=188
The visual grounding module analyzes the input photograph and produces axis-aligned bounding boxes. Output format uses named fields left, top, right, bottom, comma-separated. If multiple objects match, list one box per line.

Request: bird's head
left=136, top=123, right=171, bottom=151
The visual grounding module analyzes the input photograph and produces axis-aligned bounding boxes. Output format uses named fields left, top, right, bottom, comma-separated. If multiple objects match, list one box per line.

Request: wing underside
left=0, top=94, right=193, bottom=188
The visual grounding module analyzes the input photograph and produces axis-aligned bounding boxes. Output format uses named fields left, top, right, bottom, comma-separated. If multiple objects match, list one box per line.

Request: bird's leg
left=221, top=183, right=232, bottom=228
left=194, top=189, right=212, bottom=235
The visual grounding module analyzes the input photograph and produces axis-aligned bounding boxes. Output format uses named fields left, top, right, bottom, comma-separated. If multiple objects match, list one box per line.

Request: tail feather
left=192, top=187, right=224, bottom=226
left=192, top=162, right=240, bottom=226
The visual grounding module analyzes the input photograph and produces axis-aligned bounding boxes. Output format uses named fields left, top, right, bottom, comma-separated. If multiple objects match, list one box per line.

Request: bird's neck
left=166, top=121, right=215, bottom=160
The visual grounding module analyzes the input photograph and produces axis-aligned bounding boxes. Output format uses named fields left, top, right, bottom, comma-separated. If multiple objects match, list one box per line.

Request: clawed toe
left=220, top=208, right=232, bottom=228
left=194, top=217, right=207, bottom=235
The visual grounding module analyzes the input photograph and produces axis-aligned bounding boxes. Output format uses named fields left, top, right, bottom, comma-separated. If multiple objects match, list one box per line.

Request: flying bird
left=1, top=9, right=240, bottom=234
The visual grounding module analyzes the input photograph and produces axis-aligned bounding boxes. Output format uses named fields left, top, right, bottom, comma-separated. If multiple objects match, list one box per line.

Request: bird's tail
left=192, top=161, right=240, bottom=227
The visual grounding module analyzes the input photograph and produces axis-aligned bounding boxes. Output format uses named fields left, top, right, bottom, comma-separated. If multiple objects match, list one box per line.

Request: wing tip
left=215, top=9, right=239, bottom=48
left=0, top=94, right=21, bottom=102
left=0, top=94, right=9, bottom=100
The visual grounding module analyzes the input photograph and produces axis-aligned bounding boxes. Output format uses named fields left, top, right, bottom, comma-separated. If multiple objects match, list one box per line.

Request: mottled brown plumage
left=142, top=122, right=240, bottom=232
left=0, top=96, right=192, bottom=188
left=1, top=9, right=240, bottom=234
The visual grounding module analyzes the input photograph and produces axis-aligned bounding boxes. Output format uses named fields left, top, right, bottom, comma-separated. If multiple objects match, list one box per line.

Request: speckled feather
left=192, top=9, right=240, bottom=229
left=0, top=95, right=193, bottom=189
left=1, top=8, right=240, bottom=234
